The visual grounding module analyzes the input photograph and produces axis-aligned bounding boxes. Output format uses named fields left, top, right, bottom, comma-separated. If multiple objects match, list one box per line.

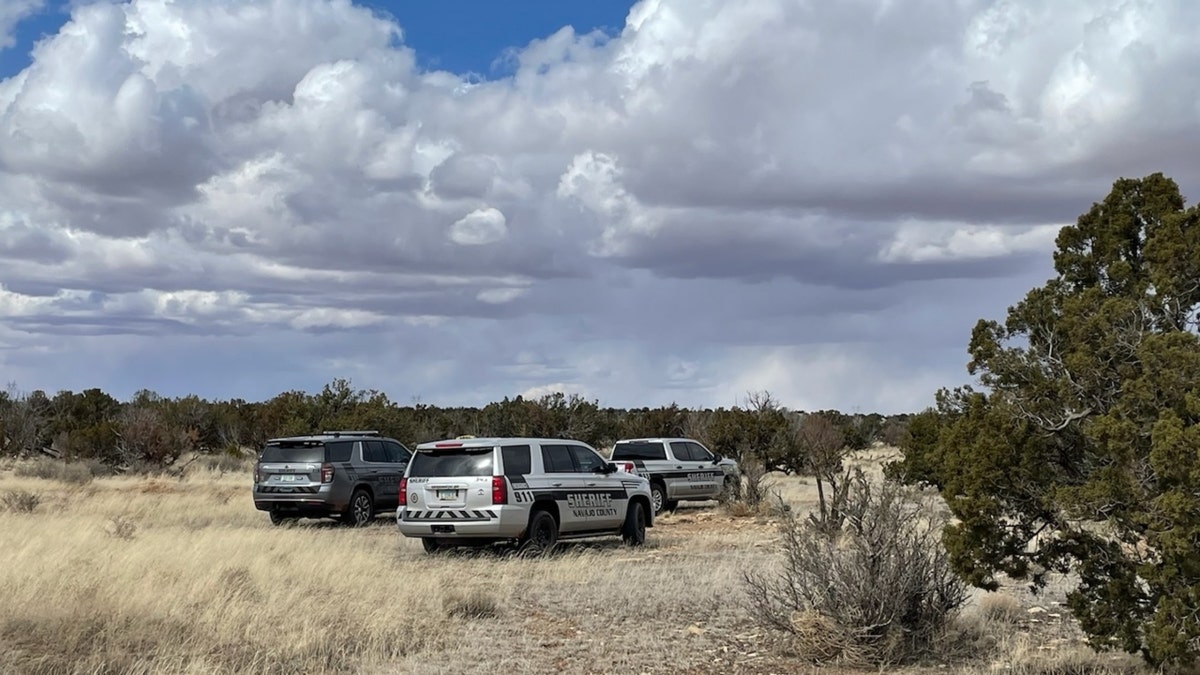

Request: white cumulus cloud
left=0, top=0, right=1197, bottom=412
left=448, top=207, right=509, bottom=245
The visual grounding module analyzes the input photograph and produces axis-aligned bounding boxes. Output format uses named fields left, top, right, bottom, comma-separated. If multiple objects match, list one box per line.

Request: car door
left=685, top=441, right=724, bottom=498
left=383, top=441, right=412, bottom=508
left=669, top=441, right=698, bottom=497
left=568, top=444, right=626, bottom=530
left=361, top=440, right=393, bottom=506
left=539, top=443, right=588, bottom=533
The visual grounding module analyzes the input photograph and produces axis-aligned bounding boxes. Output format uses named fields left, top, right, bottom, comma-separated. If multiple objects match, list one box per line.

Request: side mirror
left=711, top=455, right=722, bottom=465
left=596, top=463, right=617, bottom=474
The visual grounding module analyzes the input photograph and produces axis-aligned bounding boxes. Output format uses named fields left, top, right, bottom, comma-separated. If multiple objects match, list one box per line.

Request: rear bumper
left=253, top=484, right=346, bottom=514
left=396, top=505, right=527, bottom=540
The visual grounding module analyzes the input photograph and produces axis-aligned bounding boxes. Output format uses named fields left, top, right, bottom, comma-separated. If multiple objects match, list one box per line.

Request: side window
left=385, top=441, right=411, bottom=464
left=363, top=440, right=387, bottom=463
left=670, top=441, right=693, bottom=461
left=570, top=445, right=606, bottom=473
left=324, top=441, right=353, bottom=463
left=540, top=444, right=576, bottom=473
left=501, top=445, right=532, bottom=477
left=688, top=442, right=714, bottom=462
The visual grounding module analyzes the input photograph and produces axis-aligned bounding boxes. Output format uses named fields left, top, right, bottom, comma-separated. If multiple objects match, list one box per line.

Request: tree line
left=0, top=380, right=908, bottom=471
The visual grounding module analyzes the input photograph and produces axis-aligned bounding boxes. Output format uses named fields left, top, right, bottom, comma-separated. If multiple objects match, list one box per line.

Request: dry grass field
left=0, top=449, right=1153, bottom=675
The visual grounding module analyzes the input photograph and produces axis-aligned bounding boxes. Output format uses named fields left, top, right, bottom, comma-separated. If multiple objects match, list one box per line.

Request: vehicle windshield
left=409, top=447, right=494, bottom=477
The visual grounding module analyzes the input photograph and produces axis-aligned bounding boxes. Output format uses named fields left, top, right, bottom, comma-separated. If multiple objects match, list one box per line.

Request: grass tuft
left=2, top=489, right=41, bottom=513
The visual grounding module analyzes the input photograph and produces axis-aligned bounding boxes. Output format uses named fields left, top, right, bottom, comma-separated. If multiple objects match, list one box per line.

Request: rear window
left=259, top=440, right=353, bottom=463
left=611, top=441, right=667, bottom=461
left=409, top=448, right=494, bottom=477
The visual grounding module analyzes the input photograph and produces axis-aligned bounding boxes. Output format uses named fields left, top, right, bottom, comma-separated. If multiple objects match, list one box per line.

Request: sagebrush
left=2, top=490, right=41, bottom=513
left=744, top=470, right=967, bottom=665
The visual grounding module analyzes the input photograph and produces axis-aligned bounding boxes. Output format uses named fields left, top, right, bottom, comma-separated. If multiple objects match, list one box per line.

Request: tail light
left=254, top=466, right=261, bottom=483
left=491, top=475, right=508, bottom=505
left=618, top=462, right=635, bottom=473
left=399, top=477, right=408, bottom=503
left=320, top=463, right=334, bottom=484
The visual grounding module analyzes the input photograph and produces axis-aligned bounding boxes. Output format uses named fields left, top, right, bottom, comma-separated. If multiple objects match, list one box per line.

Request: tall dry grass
left=0, top=463, right=767, bottom=674
left=0, top=453, right=1161, bottom=674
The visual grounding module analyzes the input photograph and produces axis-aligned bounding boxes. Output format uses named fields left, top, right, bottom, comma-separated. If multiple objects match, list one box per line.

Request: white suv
left=610, top=437, right=739, bottom=514
left=396, top=437, right=654, bottom=554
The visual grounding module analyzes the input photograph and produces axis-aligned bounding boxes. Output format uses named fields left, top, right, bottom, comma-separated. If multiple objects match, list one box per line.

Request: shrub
left=443, top=588, right=499, bottom=619
left=723, top=457, right=774, bottom=515
left=744, top=471, right=967, bottom=665
left=978, top=593, right=1024, bottom=623
left=199, top=453, right=251, bottom=475
left=115, top=406, right=194, bottom=467
left=14, top=459, right=97, bottom=485
left=2, top=489, right=41, bottom=513
left=104, top=515, right=137, bottom=540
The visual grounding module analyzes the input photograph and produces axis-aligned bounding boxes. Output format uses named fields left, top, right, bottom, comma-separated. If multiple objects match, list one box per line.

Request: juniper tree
left=891, top=173, right=1200, bottom=666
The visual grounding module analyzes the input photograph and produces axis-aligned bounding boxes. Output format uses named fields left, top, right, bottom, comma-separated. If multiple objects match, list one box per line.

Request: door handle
left=675, top=466, right=683, bottom=469
left=585, top=482, right=597, bottom=487
left=552, top=482, right=563, bottom=487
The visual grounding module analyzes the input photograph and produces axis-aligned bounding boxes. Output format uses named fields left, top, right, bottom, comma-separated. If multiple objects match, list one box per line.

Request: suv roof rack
left=321, top=430, right=380, bottom=437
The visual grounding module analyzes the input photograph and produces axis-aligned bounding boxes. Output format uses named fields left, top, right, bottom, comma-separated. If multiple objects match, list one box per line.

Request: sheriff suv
left=610, top=437, right=739, bottom=514
left=253, top=430, right=411, bottom=526
left=396, top=437, right=653, bottom=554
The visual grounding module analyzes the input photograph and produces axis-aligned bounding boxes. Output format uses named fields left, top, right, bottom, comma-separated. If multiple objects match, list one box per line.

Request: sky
left=0, top=0, right=1197, bottom=414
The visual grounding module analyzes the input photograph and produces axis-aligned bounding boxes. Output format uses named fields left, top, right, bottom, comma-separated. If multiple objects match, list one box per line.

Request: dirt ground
left=0, top=449, right=1152, bottom=674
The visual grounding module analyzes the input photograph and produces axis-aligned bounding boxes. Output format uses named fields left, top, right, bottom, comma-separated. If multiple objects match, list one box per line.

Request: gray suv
left=253, top=430, right=411, bottom=526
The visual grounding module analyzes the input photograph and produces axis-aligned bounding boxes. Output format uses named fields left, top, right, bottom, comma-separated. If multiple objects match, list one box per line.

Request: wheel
left=621, top=501, right=646, bottom=546
left=518, top=509, right=558, bottom=557
left=650, top=483, right=667, bottom=515
left=268, top=510, right=293, bottom=526
left=421, top=538, right=442, bottom=554
left=343, top=489, right=374, bottom=526
left=718, top=476, right=739, bottom=503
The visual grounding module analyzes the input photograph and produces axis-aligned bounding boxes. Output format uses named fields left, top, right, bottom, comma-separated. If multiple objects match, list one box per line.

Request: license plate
left=279, top=475, right=301, bottom=483
left=436, top=489, right=456, bottom=501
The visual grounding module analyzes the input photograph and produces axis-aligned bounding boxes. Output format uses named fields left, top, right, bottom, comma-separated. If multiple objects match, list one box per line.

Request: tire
left=718, top=476, right=738, bottom=503
left=343, top=489, right=374, bottom=527
left=268, top=510, right=293, bottom=526
left=518, top=509, right=558, bottom=557
left=665, top=499, right=679, bottom=512
left=422, top=537, right=442, bottom=554
left=622, top=501, right=647, bottom=547
left=650, top=483, right=667, bottom=515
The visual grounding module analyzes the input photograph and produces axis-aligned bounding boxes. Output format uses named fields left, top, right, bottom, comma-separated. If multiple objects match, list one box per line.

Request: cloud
left=0, top=0, right=1197, bottom=413
left=449, top=207, right=509, bottom=245
left=0, top=0, right=41, bottom=50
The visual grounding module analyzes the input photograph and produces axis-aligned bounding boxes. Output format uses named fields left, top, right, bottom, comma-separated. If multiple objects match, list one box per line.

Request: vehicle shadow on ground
left=419, top=539, right=642, bottom=560
left=266, top=515, right=402, bottom=530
